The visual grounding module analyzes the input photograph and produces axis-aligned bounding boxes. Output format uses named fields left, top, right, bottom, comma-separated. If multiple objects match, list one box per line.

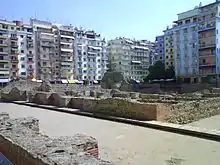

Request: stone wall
left=1, top=87, right=27, bottom=101
left=0, top=113, right=114, bottom=165
left=68, top=97, right=168, bottom=121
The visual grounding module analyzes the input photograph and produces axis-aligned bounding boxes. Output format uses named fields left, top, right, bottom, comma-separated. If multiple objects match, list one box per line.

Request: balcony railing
left=27, top=53, right=34, bottom=57
left=199, top=63, right=216, bottom=67
left=11, top=59, right=19, bottom=63
left=199, top=44, right=216, bottom=49
left=199, top=53, right=215, bottom=57
left=41, top=42, right=54, bottom=47
left=0, top=59, right=9, bottom=63
left=198, top=23, right=216, bottom=32
left=27, top=60, right=34, bottom=64
left=10, top=36, right=18, bottom=40
left=11, top=44, right=18, bottom=48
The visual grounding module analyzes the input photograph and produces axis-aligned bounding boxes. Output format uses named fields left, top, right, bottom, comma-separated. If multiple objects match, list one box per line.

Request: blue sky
left=0, top=0, right=215, bottom=41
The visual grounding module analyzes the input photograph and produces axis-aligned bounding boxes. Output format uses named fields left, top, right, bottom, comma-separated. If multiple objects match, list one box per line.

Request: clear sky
left=0, top=0, right=215, bottom=41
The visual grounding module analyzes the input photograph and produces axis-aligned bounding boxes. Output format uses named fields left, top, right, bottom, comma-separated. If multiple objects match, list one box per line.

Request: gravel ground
left=1, top=103, right=220, bottom=165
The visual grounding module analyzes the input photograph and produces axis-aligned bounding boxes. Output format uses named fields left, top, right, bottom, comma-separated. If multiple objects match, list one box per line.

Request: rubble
left=0, top=113, right=114, bottom=165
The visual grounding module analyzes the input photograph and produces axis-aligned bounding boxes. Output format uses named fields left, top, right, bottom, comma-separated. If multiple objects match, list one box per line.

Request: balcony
left=41, top=42, right=54, bottom=47
left=199, top=62, right=216, bottom=67
left=199, top=44, right=215, bottom=50
left=199, top=53, right=215, bottom=58
left=0, top=41, right=8, bottom=47
left=27, top=67, right=34, bottom=71
left=27, top=53, right=34, bottom=57
left=11, top=59, right=19, bottom=63
left=61, top=48, right=73, bottom=52
left=27, top=44, right=34, bottom=49
left=11, top=43, right=18, bottom=48
left=0, top=34, right=8, bottom=39
left=0, top=59, right=9, bottom=63
left=11, top=67, right=19, bottom=71
left=198, top=23, right=216, bottom=32
left=10, top=36, right=18, bottom=40
left=27, top=60, right=34, bottom=64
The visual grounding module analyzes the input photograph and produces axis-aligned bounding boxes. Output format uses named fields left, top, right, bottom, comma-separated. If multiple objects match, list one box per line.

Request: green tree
left=165, top=65, right=175, bottom=79
left=144, top=61, right=175, bottom=82
left=144, top=61, right=166, bottom=82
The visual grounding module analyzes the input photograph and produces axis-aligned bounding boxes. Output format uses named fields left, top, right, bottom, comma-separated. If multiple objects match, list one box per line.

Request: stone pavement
left=1, top=103, right=220, bottom=165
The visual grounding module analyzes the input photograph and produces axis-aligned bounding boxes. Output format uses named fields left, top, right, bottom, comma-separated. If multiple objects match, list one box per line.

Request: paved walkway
left=1, top=102, right=220, bottom=165
left=188, top=115, right=220, bottom=131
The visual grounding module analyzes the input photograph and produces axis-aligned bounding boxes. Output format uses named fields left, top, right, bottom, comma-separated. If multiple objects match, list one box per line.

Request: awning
left=61, top=79, right=68, bottom=84
left=0, top=78, right=9, bottom=83
left=93, top=80, right=98, bottom=84
left=31, top=78, right=37, bottom=82
left=68, top=79, right=78, bottom=84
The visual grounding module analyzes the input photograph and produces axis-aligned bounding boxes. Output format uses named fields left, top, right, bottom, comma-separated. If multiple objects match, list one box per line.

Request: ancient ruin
left=0, top=113, right=114, bottom=165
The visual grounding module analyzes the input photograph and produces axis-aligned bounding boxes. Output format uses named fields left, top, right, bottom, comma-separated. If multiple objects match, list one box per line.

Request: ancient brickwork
left=0, top=113, right=114, bottom=165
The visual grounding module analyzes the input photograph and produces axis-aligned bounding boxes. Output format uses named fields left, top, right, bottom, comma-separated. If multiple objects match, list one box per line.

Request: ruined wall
left=0, top=113, right=114, bottom=165
left=68, top=97, right=168, bottom=121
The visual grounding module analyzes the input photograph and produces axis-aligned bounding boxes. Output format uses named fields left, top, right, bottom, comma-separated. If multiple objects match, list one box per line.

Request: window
left=43, top=62, right=47, bottom=66
left=21, top=50, right=24, bottom=53
left=20, top=42, right=24, bottom=46
left=11, top=27, right=14, bottom=30
left=20, top=35, right=24, bottom=38
left=20, top=72, right=26, bottom=76
left=21, top=64, right=25, bottom=68
left=20, top=57, right=25, bottom=61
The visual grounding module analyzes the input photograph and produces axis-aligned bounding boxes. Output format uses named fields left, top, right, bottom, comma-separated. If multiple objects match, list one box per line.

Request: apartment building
left=163, top=27, right=174, bottom=69
left=31, top=19, right=58, bottom=80
left=198, top=1, right=220, bottom=83
left=0, top=19, right=35, bottom=82
left=56, top=25, right=74, bottom=79
left=173, top=7, right=199, bottom=83
left=74, top=28, right=108, bottom=81
left=154, top=35, right=165, bottom=64
left=108, top=37, right=150, bottom=82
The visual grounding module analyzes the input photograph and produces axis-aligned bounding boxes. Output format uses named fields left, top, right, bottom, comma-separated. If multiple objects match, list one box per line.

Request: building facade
left=154, top=35, right=165, bottom=64
left=74, top=28, right=108, bottom=82
left=198, top=1, right=220, bottom=83
left=56, top=25, right=75, bottom=79
left=0, top=20, right=35, bottom=83
left=163, top=27, right=174, bottom=69
left=108, top=37, right=150, bottom=82
left=31, top=19, right=58, bottom=80
left=173, top=8, right=199, bottom=83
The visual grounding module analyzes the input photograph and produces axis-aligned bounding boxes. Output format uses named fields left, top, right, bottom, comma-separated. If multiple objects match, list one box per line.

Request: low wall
left=68, top=97, right=168, bottom=121
left=0, top=113, right=114, bottom=165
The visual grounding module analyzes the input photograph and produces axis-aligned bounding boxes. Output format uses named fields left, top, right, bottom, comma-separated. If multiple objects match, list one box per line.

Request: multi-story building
left=173, top=7, right=199, bottom=83
left=108, top=37, right=150, bottom=82
left=198, top=1, right=220, bottom=84
left=0, top=19, right=35, bottom=82
left=31, top=19, right=58, bottom=80
left=154, top=35, right=165, bottom=64
left=55, top=24, right=75, bottom=79
left=163, top=27, right=174, bottom=69
left=74, top=28, right=108, bottom=82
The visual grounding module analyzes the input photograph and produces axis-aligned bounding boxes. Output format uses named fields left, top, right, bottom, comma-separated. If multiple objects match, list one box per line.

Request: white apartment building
left=108, top=37, right=150, bottom=82
left=74, top=28, right=108, bottom=81
left=0, top=19, right=35, bottom=82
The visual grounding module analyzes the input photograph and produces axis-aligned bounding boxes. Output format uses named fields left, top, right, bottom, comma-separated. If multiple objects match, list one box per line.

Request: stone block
left=48, top=93, right=71, bottom=107
left=1, top=87, right=27, bottom=101
left=130, top=92, right=140, bottom=99
left=31, top=92, right=51, bottom=105
left=140, top=94, right=160, bottom=100
left=0, top=117, right=114, bottom=165
left=112, top=92, right=130, bottom=98
left=68, top=97, right=84, bottom=109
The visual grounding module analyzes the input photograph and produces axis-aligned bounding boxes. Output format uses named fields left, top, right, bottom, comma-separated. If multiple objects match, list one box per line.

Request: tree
left=144, top=61, right=175, bottom=82
left=144, top=61, right=166, bottom=82
left=165, top=65, right=175, bottom=79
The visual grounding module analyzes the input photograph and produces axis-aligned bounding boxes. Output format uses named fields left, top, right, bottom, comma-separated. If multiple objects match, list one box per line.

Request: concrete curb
left=10, top=101, right=220, bottom=143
